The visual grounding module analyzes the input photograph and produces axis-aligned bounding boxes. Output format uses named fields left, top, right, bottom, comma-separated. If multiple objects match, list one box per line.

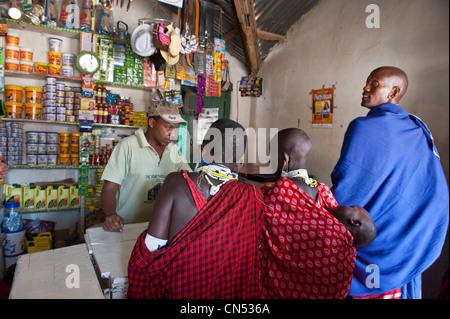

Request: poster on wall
left=312, top=88, right=334, bottom=128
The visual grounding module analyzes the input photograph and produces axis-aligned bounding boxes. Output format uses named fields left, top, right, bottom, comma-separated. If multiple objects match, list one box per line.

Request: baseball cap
left=148, top=100, right=187, bottom=125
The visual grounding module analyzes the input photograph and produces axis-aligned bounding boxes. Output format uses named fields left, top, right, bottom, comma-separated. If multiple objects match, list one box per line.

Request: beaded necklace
left=195, top=160, right=238, bottom=195
left=281, top=169, right=318, bottom=187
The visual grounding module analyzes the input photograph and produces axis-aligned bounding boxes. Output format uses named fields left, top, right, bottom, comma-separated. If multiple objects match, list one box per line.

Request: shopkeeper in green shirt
left=101, top=101, right=191, bottom=232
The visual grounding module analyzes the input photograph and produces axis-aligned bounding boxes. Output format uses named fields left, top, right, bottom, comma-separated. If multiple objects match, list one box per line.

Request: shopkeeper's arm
left=101, top=180, right=124, bottom=232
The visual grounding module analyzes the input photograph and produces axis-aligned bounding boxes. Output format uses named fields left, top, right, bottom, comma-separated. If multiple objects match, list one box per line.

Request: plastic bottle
left=4, top=184, right=23, bottom=208
left=57, top=186, right=70, bottom=209
left=46, top=186, right=58, bottom=210
left=22, top=184, right=36, bottom=210
left=69, top=186, right=80, bottom=208
left=2, top=201, right=22, bottom=232
left=34, top=186, right=46, bottom=211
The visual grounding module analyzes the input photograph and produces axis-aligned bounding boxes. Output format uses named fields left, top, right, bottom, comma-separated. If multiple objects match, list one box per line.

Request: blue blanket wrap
left=331, top=103, right=449, bottom=298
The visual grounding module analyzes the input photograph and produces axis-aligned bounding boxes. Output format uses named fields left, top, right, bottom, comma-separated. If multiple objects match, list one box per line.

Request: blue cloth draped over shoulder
left=331, top=103, right=449, bottom=298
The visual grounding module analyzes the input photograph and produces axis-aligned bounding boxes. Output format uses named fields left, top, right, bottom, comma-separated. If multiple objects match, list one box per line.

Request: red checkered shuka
left=127, top=172, right=265, bottom=299
left=260, top=177, right=356, bottom=299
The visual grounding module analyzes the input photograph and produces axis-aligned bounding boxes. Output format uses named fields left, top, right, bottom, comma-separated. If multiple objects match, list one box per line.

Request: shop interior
left=0, top=0, right=448, bottom=301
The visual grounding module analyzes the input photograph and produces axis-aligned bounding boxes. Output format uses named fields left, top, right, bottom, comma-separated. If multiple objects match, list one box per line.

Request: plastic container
left=37, top=153, right=48, bottom=166
left=47, top=132, right=59, bottom=143
left=48, top=51, right=61, bottom=65
left=25, top=87, right=43, bottom=103
left=22, top=185, right=36, bottom=209
left=19, top=47, right=34, bottom=62
left=26, top=153, right=37, bottom=165
left=69, top=186, right=80, bottom=208
left=46, top=143, right=59, bottom=154
left=25, top=131, right=39, bottom=143
left=59, top=143, right=70, bottom=154
left=48, top=64, right=61, bottom=75
left=34, top=62, right=48, bottom=73
left=5, top=59, right=19, bottom=71
left=47, top=154, right=58, bottom=166
left=59, top=133, right=70, bottom=144
left=5, top=46, right=20, bottom=60
left=57, top=186, right=69, bottom=209
left=37, top=132, right=47, bottom=144
left=49, top=37, right=63, bottom=52
left=38, top=143, right=46, bottom=154
left=19, top=61, right=33, bottom=72
left=70, top=133, right=80, bottom=144
left=62, top=52, right=75, bottom=66
left=61, top=65, right=74, bottom=76
left=3, top=228, right=25, bottom=257
left=70, top=143, right=79, bottom=154
left=45, top=186, right=58, bottom=210
left=4, top=101, right=23, bottom=118
left=5, top=85, right=23, bottom=102
left=6, top=32, right=20, bottom=47
left=47, top=77, right=57, bottom=85
left=70, top=153, right=79, bottom=165
left=24, top=103, right=42, bottom=120
left=2, top=201, right=23, bottom=232
left=59, top=154, right=70, bottom=165
left=26, top=143, right=38, bottom=154
left=34, top=187, right=46, bottom=210
left=3, top=185, right=23, bottom=207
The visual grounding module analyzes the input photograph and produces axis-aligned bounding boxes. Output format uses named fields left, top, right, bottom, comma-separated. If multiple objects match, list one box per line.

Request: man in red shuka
left=127, top=119, right=265, bottom=298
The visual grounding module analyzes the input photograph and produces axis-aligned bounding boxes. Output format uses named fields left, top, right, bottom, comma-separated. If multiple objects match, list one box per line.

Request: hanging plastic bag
left=60, top=0, right=80, bottom=30
left=79, top=0, right=93, bottom=31
left=95, top=5, right=113, bottom=36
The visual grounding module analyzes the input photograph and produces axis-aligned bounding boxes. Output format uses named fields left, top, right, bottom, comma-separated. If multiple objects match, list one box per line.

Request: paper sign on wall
left=312, top=88, right=334, bottom=128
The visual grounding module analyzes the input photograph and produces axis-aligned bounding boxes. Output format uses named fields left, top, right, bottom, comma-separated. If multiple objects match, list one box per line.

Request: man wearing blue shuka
left=331, top=66, right=449, bottom=299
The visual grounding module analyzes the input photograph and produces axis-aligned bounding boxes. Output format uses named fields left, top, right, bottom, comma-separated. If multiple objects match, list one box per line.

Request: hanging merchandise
left=239, top=76, right=263, bottom=97
left=59, top=0, right=80, bottom=30
left=80, top=0, right=93, bottom=31
left=115, top=21, right=129, bottom=41
left=196, top=73, right=205, bottom=118
left=95, top=1, right=113, bottom=36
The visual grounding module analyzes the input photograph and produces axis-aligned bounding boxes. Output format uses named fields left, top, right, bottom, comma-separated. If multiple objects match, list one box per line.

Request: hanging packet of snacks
left=214, top=38, right=226, bottom=83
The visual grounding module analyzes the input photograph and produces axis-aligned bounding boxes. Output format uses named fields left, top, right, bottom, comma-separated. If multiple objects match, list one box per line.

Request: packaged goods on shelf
left=1, top=121, right=23, bottom=165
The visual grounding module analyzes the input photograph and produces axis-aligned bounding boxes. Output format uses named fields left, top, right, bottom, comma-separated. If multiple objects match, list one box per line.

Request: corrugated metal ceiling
left=211, top=0, right=320, bottom=71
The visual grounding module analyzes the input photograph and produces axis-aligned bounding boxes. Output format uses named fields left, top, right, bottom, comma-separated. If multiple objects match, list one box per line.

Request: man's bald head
left=271, top=128, right=312, bottom=176
left=362, top=66, right=409, bottom=108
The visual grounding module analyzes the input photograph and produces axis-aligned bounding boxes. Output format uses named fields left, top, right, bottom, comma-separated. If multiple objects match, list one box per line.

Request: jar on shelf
left=2, top=201, right=23, bottom=232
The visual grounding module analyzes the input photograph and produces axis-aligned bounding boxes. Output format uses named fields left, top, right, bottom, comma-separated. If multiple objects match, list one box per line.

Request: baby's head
left=332, top=206, right=377, bottom=247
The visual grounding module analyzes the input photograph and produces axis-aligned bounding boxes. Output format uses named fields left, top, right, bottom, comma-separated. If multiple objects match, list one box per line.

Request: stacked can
left=25, top=131, right=59, bottom=166
left=0, top=126, right=8, bottom=165
left=3, top=122, right=23, bottom=165
left=73, top=87, right=81, bottom=122
left=64, top=86, right=75, bottom=122
left=59, top=133, right=80, bottom=165
left=42, top=77, right=57, bottom=121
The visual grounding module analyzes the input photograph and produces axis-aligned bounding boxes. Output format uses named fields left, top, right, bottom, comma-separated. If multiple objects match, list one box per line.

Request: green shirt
left=101, top=127, right=191, bottom=224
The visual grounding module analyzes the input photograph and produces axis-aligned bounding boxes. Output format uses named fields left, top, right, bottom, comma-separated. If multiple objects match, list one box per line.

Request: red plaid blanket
left=260, top=177, right=356, bottom=299
left=127, top=172, right=265, bottom=299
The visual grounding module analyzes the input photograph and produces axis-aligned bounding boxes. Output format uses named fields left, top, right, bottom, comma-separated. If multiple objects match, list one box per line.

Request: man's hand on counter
left=103, top=213, right=125, bottom=232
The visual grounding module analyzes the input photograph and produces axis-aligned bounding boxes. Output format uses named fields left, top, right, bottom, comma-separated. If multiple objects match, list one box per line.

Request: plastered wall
left=246, top=0, right=448, bottom=299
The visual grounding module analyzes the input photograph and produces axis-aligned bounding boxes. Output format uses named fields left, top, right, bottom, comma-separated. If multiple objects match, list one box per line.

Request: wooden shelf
left=1, top=117, right=140, bottom=129
left=8, top=165, right=105, bottom=170
left=6, top=19, right=129, bottom=43
left=5, top=70, right=82, bottom=82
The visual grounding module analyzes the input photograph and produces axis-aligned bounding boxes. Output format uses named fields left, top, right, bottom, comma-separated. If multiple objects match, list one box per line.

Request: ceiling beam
left=257, top=29, right=285, bottom=43
left=233, top=0, right=261, bottom=75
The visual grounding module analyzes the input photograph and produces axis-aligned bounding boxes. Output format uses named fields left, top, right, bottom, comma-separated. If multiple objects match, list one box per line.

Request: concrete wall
left=244, top=0, right=448, bottom=299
